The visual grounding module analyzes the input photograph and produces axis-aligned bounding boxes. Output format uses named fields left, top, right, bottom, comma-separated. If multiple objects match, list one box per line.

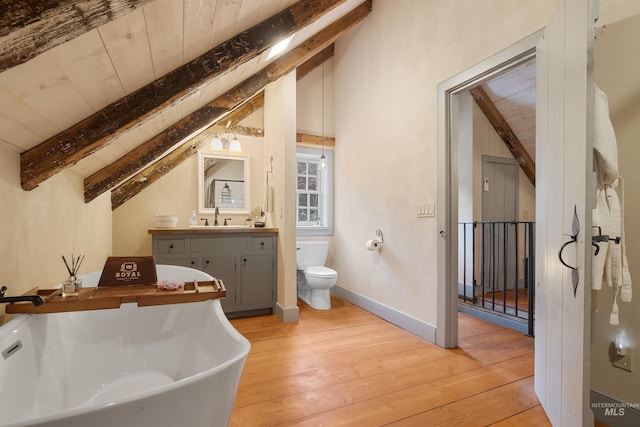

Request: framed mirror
left=198, top=152, right=250, bottom=214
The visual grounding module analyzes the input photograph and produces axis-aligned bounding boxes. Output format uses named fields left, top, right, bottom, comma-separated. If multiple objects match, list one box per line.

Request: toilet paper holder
left=366, top=229, right=384, bottom=252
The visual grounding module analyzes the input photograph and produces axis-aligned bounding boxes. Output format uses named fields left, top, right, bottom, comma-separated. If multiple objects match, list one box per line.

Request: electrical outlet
left=613, top=349, right=633, bottom=372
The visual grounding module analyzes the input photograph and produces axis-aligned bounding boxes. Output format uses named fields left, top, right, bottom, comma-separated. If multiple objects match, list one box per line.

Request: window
left=296, top=147, right=333, bottom=235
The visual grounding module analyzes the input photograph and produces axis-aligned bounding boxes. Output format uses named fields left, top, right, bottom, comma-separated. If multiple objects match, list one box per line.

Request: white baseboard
left=275, top=302, right=299, bottom=323
left=333, top=286, right=436, bottom=343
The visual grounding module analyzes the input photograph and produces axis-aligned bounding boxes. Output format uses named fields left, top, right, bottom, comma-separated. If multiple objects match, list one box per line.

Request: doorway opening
left=455, top=62, right=537, bottom=336
left=436, top=30, right=542, bottom=349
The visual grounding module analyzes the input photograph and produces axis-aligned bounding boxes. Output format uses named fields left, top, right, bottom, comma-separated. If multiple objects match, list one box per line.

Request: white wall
left=457, top=92, right=474, bottom=223
left=0, top=148, right=111, bottom=324
left=592, top=11, right=640, bottom=405
left=296, top=57, right=335, bottom=138
left=332, top=0, right=558, bottom=328
left=264, top=73, right=299, bottom=321
left=295, top=56, right=336, bottom=255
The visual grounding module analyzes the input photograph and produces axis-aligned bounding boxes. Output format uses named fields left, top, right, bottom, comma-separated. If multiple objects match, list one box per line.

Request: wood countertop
left=148, top=227, right=278, bottom=235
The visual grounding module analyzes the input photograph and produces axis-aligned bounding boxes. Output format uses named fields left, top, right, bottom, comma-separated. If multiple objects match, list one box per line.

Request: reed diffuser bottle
left=62, top=254, right=84, bottom=297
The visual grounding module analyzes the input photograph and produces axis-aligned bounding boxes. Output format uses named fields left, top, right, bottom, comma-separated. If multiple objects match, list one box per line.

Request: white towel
left=592, top=84, right=632, bottom=325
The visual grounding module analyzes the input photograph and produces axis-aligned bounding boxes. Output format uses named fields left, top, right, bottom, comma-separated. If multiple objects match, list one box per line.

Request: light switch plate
left=425, top=203, right=435, bottom=217
left=417, top=203, right=435, bottom=218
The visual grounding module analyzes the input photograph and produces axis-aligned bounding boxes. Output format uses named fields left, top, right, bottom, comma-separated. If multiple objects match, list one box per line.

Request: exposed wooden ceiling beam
left=85, top=43, right=335, bottom=203
left=296, top=134, right=336, bottom=147
left=83, top=103, right=229, bottom=202
left=216, top=125, right=264, bottom=139
left=0, top=0, right=153, bottom=73
left=111, top=3, right=371, bottom=210
left=297, top=43, right=334, bottom=80
left=469, top=85, right=536, bottom=186
left=20, top=0, right=348, bottom=191
left=111, top=93, right=265, bottom=210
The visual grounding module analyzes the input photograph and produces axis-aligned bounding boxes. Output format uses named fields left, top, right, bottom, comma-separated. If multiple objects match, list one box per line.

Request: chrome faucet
left=214, top=207, right=219, bottom=226
left=0, top=286, right=45, bottom=306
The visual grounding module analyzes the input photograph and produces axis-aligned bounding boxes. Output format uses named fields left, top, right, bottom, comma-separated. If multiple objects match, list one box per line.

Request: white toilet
left=296, top=241, right=338, bottom=310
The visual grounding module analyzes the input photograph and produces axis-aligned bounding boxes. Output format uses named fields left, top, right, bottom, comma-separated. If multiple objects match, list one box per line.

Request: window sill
left=296, top=226, right=333, bottom=236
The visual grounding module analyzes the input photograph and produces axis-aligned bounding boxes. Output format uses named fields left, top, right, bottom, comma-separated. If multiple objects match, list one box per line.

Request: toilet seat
left=305, top=266, right=337, bottom=278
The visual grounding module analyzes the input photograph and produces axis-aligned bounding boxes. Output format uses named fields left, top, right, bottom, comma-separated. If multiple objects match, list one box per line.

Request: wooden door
left=535, top=0, right=596, bottom=424
left=482, top=156, right=518, bottom=222
left=482, top=156, right=519, bottom=292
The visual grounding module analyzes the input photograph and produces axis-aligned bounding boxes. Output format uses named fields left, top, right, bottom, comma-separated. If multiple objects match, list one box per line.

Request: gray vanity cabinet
left=151, top=230, right=277, bottom=317
left=240, top=254, right=274, bottom=308
left=203, top=255, right=237, bottom=313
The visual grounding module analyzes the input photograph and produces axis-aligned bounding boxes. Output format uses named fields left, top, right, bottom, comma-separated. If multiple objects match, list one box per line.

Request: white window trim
left=296, top=146, right=334, bottom=236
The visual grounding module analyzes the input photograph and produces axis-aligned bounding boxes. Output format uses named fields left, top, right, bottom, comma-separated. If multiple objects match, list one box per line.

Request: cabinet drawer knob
left=169, top=244, right=174, bottom=249
left=205, top=260, right=210, bottom=264
left=190, top=260, right=195, bottom=265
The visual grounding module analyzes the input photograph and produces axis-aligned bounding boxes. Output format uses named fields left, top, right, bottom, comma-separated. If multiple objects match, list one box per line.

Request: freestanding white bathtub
left=0, top=266, right=250, bottom=427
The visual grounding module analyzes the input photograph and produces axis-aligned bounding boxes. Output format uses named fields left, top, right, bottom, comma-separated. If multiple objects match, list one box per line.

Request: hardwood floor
left=460, top=289, right=532, bottom=320
left=229, top=296, right=549, bottom=426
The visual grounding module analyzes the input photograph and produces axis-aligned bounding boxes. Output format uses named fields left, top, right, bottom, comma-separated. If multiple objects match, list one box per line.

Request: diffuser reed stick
left=62, top=254, right=85, bottom=277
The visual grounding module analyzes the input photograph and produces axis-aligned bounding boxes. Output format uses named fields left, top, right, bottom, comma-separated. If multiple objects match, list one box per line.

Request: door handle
left=558, top=205, right=580, bottom=297
left=558, top=236, right=577, bottom=270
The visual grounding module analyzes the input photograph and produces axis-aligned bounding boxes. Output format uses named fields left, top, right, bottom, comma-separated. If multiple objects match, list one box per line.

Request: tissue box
left=153, top=214, right=178, bottom=228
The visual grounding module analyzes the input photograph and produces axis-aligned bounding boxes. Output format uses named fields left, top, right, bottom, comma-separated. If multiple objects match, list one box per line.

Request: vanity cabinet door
left=204, top=255, right=238, bottom=312
left=240, top=254, right=274, bottom=309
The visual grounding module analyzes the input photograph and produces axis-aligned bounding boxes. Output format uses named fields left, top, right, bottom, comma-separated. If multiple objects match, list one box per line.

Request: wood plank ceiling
left=472, top=58, right=537, bottom=185
left=1, top=0, right=535, bottom=208
left=0, top=0, right=370, bottom=209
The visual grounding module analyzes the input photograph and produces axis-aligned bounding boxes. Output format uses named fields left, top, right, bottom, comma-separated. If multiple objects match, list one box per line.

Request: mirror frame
left=197, top=151, right=250, bottom=214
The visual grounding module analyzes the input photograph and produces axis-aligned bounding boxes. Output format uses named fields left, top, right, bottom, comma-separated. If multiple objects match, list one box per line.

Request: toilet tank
left=296, top=241, right=329, bottom=270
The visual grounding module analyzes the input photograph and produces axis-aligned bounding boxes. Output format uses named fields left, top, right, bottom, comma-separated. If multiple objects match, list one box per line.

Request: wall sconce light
left=210, top=119, right=242, bottom=153
left=210, top=132, right=242, bottom=153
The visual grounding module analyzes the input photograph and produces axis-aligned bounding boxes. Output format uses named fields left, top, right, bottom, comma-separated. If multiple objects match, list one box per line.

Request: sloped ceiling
left=1, top=0, right=536, bottom=207
left=482, top=59, right=536, bottom=161
left=471, top=58, right=536, bottom=186
left=0, top=0, right=370, bottom=208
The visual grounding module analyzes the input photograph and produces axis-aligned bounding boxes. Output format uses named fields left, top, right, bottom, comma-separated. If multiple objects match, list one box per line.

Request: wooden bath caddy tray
left=5, top=280, right=226, bottom=315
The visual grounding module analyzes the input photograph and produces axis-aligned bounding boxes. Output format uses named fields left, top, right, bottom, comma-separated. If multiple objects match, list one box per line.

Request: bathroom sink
left=189, top=225, right=251, bottom=229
